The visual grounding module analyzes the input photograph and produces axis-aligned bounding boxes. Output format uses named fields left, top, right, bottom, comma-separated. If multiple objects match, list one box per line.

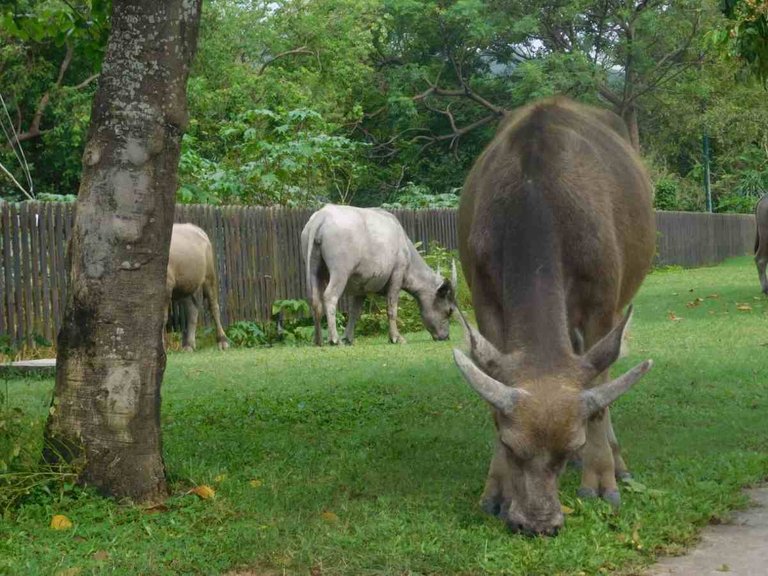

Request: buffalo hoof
left=616, top=469, right=633, bottom=481
left=389, top=335, right=407, bottom=344
left=602, top=490, right=621, bottom=508
left=481, top=498, right=502, bottom=517
left=577, top=487, right=598, bottom=500
left=328, top=339, right=341, bottom=346
left=181, top=345, right=195, bottom=352
left=218, top=340, right=229, bottom=351
left=341, top=337, right=354, bottom=345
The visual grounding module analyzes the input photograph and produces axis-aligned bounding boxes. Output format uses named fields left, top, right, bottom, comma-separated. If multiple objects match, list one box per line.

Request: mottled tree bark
left=43, top=0, right=202, bottom=503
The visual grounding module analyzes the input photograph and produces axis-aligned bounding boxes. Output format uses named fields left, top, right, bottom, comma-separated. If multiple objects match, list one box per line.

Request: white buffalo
left=301, top=204, right=456, bottom=346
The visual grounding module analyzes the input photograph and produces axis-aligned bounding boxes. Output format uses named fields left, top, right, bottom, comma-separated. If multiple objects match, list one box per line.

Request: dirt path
left=646, top=487, right=768, bottom=576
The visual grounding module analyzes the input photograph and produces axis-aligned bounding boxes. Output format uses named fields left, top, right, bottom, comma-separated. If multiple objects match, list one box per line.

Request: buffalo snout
left=506, top=513, right=564, bottom=538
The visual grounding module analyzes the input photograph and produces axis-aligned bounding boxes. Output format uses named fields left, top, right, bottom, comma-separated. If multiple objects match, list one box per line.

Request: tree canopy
left=1, top=0, right=767, bottom=212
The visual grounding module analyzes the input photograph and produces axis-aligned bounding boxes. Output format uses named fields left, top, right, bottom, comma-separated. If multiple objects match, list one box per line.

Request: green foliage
left=224, top=300, right=315, bottom=348
left=381, top=182, right=460, bottom=209
left=225, top=321, right=268, bottom=348
left=716, top=0, right=768, bottom=82
left=654, top=176, right=680, bottom=211
left=179, top=108, right=368, bottom=206
left=0, top=0, right=108, bottom=200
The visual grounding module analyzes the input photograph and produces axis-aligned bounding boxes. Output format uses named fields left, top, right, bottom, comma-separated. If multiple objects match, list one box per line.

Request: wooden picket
left=0, top=202, right=757, bottom=347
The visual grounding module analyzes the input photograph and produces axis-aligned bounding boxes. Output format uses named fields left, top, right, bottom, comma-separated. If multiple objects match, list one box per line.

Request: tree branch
left=257, top=46, right=314, bottom=75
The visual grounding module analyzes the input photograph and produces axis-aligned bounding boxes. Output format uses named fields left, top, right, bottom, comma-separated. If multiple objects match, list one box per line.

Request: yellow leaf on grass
left=249, top=479, right=263, bottom=488
left=189, top=485, right=215, bottom=500
left=50, top=514, right=73, bottom=530
left=560, top=504, right=574, bottom=515
left=214, top=474, right=227, bottom=483
left=321, top=510, right=339, bottom=523
left=736, top=304, right=752, bottom=312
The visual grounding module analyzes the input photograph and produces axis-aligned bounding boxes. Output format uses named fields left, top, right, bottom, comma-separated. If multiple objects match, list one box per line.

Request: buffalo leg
left=757, top=254, right=768, bottom=294
left=203, top=278, right=228, bottom=350
left=181, top=294, right=199, bottom=351
left=323, top=271, right=349, bottom=345
left=480, top=439, right=508, bottom=517
left=343, top=295, right=365, bottom=345
left=310, top=273, right=325, bottom=346
left=579, top=311, right=622, bottom=506
left=386, top=273, right=405, bottom=344
left=607, top=415, right=631, bottom=480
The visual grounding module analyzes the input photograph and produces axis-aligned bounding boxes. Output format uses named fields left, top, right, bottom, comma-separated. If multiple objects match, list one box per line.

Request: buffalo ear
left=583, top=306, right=633, bottom=376
left=437, top=279, right=453, bottom=298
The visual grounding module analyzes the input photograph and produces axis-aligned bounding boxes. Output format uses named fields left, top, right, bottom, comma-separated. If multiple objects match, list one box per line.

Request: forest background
left=1, top=0, right=767, bottom=213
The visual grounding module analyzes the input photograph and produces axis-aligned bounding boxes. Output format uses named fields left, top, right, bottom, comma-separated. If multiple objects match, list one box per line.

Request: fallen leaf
left=321, top=510, right=339, bottom=523
left=143, top=503, right=169, bottom=514
left=93, top=550, right=110, bottom=562
left=249, top=479, right=263, bottom=488
left=667, top=312, right=683, bottom=321
left=736, top=304, right=752, bottom=312
left=50, top=514, right=73, bottom=530
left=717, top=564, right=731, bottom=572
left=188, top=485, right=216, bottom=500
left=214, top=474, right=228, bottom=483
left=560, top=504, right=574, bottom=515
left=686, top=298, right=704, bottom=308
left=707, top=293, right=720, bottom=299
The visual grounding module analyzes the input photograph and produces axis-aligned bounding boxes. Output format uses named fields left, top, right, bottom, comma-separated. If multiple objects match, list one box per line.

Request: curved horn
left=453, top=349, right=526, bottom=412
left=581, top=359, right=653, bottom=417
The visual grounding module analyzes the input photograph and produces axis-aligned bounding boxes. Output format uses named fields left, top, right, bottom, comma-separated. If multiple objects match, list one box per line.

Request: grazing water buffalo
left=167, top=223, right=228, bottom=351
left=754, top=194, right=768, bottom=293
left=301, top=204, right=455, bottom=346
left=455, top=97, right=655, bottom=535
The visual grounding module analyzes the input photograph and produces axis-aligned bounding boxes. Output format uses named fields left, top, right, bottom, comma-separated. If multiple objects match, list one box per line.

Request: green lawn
left=2, top=256, right=768, bottom=575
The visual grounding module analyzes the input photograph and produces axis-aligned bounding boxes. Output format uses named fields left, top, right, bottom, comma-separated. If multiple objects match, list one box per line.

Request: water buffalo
left=455, top=97, right=655, bottom=535
left=754, top=194, right=768, bottom=293
left=301, top=204, right=455, bottom=346
left=166, top=223, right=228, bottom=351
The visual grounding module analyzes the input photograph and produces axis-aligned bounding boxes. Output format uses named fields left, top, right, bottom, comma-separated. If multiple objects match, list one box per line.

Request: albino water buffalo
left=754, top=194, right=768, bottom=293
left=167, top=223, right=228, bottom=351
left=455, top=97, right=655, bottom=535
left=301, top=204, right=456, bottom=346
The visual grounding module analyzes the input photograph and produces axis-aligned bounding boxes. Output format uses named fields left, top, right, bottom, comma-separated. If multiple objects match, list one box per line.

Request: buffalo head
left=452, top=307, right=652, bottom=536
left=419, top=261, right=458, bottom=341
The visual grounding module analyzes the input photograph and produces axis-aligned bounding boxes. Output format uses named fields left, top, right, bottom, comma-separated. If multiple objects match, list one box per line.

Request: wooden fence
left=0, top=202, right=756, bottom=347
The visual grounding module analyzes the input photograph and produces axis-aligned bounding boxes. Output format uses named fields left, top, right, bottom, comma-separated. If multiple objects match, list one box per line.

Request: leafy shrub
left=381, top=182, right=461, bottom=209
left=226, top=321, right=268, bottom=348
left=225, top=300, right=316, bottom=348
left=654, top=176, right=679, bottom=211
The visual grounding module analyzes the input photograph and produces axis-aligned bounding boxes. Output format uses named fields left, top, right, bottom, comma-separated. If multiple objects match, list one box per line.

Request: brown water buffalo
left=167, top=223, right=228, bottom=351
left=754, top=194, right=768, bottom=293
left=455, top=97, right=655, bottom=536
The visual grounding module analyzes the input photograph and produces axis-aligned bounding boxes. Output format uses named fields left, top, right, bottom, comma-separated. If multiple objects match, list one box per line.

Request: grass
left=2, top=256, right=768, bottom=575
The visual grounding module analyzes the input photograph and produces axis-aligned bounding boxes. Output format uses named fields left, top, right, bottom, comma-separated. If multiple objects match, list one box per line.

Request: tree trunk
left=622, top=104, right=640, bottom=152
left=43, top=0, right=202, bottom=503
